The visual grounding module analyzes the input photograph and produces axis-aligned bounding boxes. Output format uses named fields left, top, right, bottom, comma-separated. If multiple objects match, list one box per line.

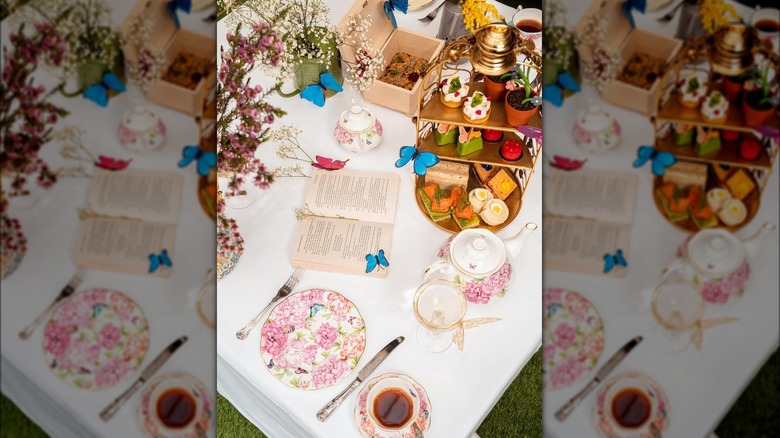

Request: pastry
left=482, top=129, right=504, bottom=142
left=439, top=75, right=469, bottom=108
left=474, top=163, right=498, bottom=184
left=479, top=199, right=509, bottom=226
left=468, top=188, right=494, bottom=214
left=419, top=183, right=453, bottom=222
left=712, top=163, right=731, bottom=182
left=701, top=90, right=729, bottom=123
left=718, top=198, right=747, bottom=226
left=739, top=138, right=762, bottom=161
left=706, top=188, right=731, bottom=213
left=677, top=74, right=707, bottom=108
left=452, top=186, right=480, bottom=230
left=462, top=91, right=491, bottom=124
left=485, top=168, right=517, bottom=200
left=434, top=123, right=457, bottom=145
left=695, top=126, right=721, bottom=156
left=672, top=123, right=694, bottom=145
left=725, top=169, right=755, bottom=200
left=456, top=126, right=483, bottom=156
left=425, top=160, right=470, bottom=190
left=500, top=139, right=523, bottom=161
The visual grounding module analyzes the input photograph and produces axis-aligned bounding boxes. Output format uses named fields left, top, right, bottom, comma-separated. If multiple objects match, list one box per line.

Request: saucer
left=138, top=372, right=213, bottom=438
left=259, top=289, right=366, bottom=390
left=43, top=288, right=149, bottom=390
left=543, top=288, right=604, bottom=390
left=354, top=373, right=431, bottom=438
left=593, top=372, right=670, bottom=438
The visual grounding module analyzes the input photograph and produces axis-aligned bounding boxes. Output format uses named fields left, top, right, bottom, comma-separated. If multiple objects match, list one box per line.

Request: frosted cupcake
left=678, top=74, right=707, bottom=108
left=463, top=91, right=491, bottom=124
left=468, top=188, right=494, bottom=214
left=701, top=90, right=729, bottom=123
left=479, top=199, right=509, bottom=226
left=439, top=75, right=469, bottom=108
left=718, top=198, right=747, bottom=226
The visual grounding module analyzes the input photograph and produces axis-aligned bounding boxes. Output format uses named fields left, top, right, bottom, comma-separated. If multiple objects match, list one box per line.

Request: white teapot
left=333, top=99, right=383, bottom=153
left=660, top=222, right=775, bottom=305
left=571, top=105, right=621, bottom=153
left=117, top=103, right=166, bottom=153
left=423, top=222, right=537, bottom=305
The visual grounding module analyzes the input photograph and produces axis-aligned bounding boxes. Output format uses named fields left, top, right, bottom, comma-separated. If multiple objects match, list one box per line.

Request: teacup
left=751, top=7, right=779, bottom=51
left=367, top=377, right=420, bottom=432
left=511, top=7, right=542, bottom=51
left=603, top=378, right=658, bottom=433
left=143, top=375, right=204, bottom=435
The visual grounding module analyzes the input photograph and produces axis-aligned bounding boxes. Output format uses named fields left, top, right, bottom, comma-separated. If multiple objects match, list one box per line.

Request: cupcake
left=479, top=199, right=509, bottom=226
left=706, top=188, right=731, bottom=213
left=463, top=91, right=491, bottom=124
left=701, top=90, right=729, bottom=123
left=678, top=74, right=707, bottom=108
left=439, top=75, right=469, bottom=108
left=718, top=198, right=747, bottom=226
left=468, top=188, right=494, bottom=214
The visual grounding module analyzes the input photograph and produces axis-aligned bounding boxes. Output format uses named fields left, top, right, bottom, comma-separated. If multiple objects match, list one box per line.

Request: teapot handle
left=422, top=260, right=454, bottom=282
left=660, top=258, right=690, bottom=283
left=275, top=82, right=302, bottom=98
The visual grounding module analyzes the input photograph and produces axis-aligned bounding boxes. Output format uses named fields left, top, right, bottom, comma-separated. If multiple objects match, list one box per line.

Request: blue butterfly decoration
left=384, top=0, right=409, bottom=29
left=366, top=249, right=389, bottom=273
left=310, top=303, right=325, bottom=318
left=178, top=145, right=217, bottom=176
left=91, top=303, right=109, bottom=319
left=546, top=303, right=564, bottom=318
left=148, top=249, right=172, bottom=273
left=542, top=71, right=581, bottom=107
left=621, top=0, right=646, bottom=29
left=395, top=146, right=440, bottom=176
left=603, top=249, right=627, bottom=273
left=300, top=72, right=343, bottom=107
left=83, top=72, right=126, bottom=107
left=633, top=145, right=677, bottom=176
left=166, top=0, right=191, bottom=29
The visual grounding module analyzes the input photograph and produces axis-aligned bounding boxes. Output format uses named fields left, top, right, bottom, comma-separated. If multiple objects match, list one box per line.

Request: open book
left=73, top=169, right=184, bottom=278
left=543, top=169, right=638, bottom=278
left=291, top=169, right=400, bottom=278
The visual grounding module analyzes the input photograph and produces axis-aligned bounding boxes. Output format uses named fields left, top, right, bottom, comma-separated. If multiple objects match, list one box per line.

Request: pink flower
left=565, top=292, right=590, bottom=319
left=701, top=281, right=728, bottom=304
left=123, top=333, right=149, bottom=362
left=43, top=320, right=70, bottom=360
left=577, top=333, right=604, bottom=363
left=543, top=344, right=557, bottom=364
left=340, top=334, right=366, bottom=361
left=300, top=289, right=325, bottom=306
left=554, top=323, right=576, bottom=350
left=99, top=323, right=122, bottom=350
left=260, top=322, right=288, bottom=359
left=275, top=339, right=317, bottom=369
left=545, top=288, right=563, bottom=304
left=94, top=356, right=131, bottom=388
left=548, top=356, right=586, bottom=389
left=572, top=124, right=592, bottom=145
left=463, top=280, right=491, bottom=304
left=310, top=356, right=347, bottom=387
left=110, top=293, right=135, bottom=320
left=273, top=297, right=310, bottom=327
left=328, top=293, right=352, bottom=321
left=315, top=323, right=338, bottom=350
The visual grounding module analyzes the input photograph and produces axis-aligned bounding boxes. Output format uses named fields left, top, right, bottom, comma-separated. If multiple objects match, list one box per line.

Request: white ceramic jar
left=333, top=99, right=383, bottom=153
left=571, top=105, right=621, bottom=153
left=117, top=103, right=166, bottom=153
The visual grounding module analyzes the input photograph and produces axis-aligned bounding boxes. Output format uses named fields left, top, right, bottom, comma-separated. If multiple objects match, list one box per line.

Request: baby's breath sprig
left=271, top=124, right=315, bottom=164
left=273, top=164, right=309, bottom=178
left=294, top=205, right=358, bottom=221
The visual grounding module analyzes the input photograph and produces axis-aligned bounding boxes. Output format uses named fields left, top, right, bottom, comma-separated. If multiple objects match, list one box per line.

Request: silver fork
left=418, top=1, right=445, bottom=23
left=657, top=1, right=684, bottom=23
left=235, top=266, right=303, bottom=340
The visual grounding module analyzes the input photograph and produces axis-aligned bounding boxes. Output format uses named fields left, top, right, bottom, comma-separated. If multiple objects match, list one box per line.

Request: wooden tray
left=414, top=165, right=522, bottom=233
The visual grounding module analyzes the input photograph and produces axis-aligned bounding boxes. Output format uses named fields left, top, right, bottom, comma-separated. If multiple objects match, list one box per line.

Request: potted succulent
left=721, top=70, right=752, bottom=102
left=484, top=73, right=513, bottom=102
left=742, top=62, right=778, bottom=127
left=504, top=65, right=542, bottom=127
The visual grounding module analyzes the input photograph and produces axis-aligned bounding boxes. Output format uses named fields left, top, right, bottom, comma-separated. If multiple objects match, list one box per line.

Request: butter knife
left=19, top=269, right=85, bottom=340
left=554, top=336, right=643, bottom=421
left=316, top=336, right=405, bottom=422
left=100, top=335, right=188, bottom=421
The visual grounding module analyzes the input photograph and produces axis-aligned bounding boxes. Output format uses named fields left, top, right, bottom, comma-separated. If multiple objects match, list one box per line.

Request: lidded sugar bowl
left=117, top=102, right=166, bottom=153
left=333, top=99, right=383, bottom=153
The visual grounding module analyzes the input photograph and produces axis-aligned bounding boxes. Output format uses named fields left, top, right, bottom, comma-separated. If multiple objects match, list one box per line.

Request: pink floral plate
left=543, top=288, right=605, bottom=390
left=593, top=372, right=669, bottom=438
left=43, top=288, right=149, bottom=390
left=259, top=289, right=366, bottom=390
left=354, top=373, right=431, bottom=438
left=138, top=371, right=213, bottom=438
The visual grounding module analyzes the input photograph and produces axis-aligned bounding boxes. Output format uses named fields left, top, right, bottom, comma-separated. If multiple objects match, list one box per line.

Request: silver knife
left=99, top=335, right=188, bottom=421
left=19, top=269, right=85, bottom=340
left=554, top=336, right=643, bottom=422
left=316, top=336, right=405, bottom=422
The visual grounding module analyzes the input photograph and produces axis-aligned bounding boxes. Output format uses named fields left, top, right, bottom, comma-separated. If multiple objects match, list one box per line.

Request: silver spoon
left=418, top=1, right=446, bottom=23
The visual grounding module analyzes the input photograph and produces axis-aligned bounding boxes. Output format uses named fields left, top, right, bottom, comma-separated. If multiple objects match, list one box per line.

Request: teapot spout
left=742, top=222, right=776, bottom=259
left=504, top=222, right=538, bottom=258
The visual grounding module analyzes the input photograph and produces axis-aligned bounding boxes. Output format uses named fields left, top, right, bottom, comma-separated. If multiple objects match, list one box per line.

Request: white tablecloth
left=1, top=4, right=217, bottom=437
left=216, top=2, right=543, bottom=438
left=542, top=2, right=779, bottom=438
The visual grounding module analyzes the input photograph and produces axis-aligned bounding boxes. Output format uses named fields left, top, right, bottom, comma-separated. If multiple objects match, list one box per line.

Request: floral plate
left=138, top=371, right=213, bottom=438
left=259, top=289, right=366, bottom=390
left=593, top=372, right=669, bottom=438
left=542, top=288, right=605, bottom=390
left=43, top=288, right=149, bottom=390
left=0, top=246, right=25, bottom=280
left=217, top=235, right=240, bottom=280
left=354, top=373, right=431, bottom=438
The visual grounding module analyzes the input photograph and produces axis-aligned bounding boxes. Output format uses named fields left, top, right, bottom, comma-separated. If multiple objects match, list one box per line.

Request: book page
left=543, top=216, right=632, bottom=278
left=73, top=218, right=176, bottom=277
left=86, top=169, right=184, bottom=224
left=291, top=217, right=393, bottom=278
left=304, top=169, right=400, bottom=224
left=545, top=170, right=638, bottom=224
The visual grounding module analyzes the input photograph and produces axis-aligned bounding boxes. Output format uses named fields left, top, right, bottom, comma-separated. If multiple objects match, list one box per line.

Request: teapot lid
left=124, top=102, right=158, bottom=131
left=687, top=229, right=744, bottom=276
left=338, top=99, right=375, bottom=133
left=449, top=229, right=506, bottom=277
left=577, top=105, right=612, bottom=133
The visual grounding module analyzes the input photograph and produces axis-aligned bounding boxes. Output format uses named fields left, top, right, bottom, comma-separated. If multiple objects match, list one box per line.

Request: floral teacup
left=139, top=373, right=211, bottom=438
left=367, top=376, right=421, bottom=433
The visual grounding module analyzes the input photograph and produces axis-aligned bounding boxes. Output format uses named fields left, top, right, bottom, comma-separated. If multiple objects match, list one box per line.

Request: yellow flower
left=460, top=0, right=503, bottom=33
left=698, top=0, right=741, bottom=33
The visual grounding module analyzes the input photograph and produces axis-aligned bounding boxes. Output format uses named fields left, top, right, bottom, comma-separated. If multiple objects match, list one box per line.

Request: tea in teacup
left=611, top=387, right=652, bottom=429
left=156, top=387, right=197, bottom=428
left=373, top=387, right=414, bottom=429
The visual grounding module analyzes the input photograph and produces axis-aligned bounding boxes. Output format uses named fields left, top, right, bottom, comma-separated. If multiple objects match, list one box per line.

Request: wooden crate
left=121, top=0, right=216, bottom=116
left=339, top=0, right=445, bottom=116
left=576, top=0, right=682, bottom=116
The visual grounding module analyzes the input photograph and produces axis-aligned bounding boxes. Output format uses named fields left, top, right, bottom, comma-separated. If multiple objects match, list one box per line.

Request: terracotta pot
left=721, top=75, right=745, bottom=102
left=484, top=75, right=509, bottom=102
left=742, top=90, right=776, bottom=127
left=504, top=89, right=539, bottom=127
